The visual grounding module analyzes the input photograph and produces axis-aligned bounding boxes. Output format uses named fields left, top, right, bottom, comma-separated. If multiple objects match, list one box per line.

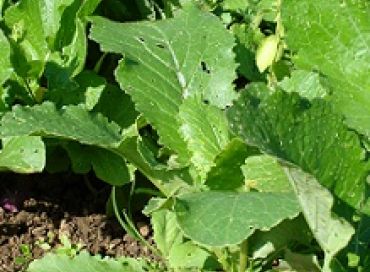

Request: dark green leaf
left=227, top=87, right=369, bottom=213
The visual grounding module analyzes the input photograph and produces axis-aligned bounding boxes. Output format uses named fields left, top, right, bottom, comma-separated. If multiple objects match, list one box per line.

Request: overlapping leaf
left=242, top=155, right=293, bottom=193
left=179, top=98, right=230, bottom=178
left=205, top=138, right=250, bottom=191
left=278, top=70, right=327, bottom=100
left=227, top=86, right=369, bottom=213
left=175, top=191, right=300, bottom=246
left=285, top=167, right=355, bottom=271
left=0, top=102, right=122, bottom=148
left=4, top=0, right=101, bottom=79
left=64, top=142, right=130, bottom=186
left=151, top=209, right=182, bottom=258
left=90, top=5, right=237, bottom=162
left=282, top=0, right=370, bottom=138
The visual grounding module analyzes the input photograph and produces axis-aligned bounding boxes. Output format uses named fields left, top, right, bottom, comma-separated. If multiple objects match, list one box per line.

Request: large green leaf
left=90, top=5, right=237, bottom=161
left=282, top=0, right=370, bottom=138
left=27, top=251, right=151, bottom=272
left=179, top=97, right=230, bottom=178
left=175, top=191, right=300, bottom=246
left=285, top=167, right=355, bottom=271
left=0, top=29, right=12, bottom=86
left=0, top=102, right=122, bottom=148
left=227, top=87, right=369, bottom=213
left=0, top=136, right=45, bottom=173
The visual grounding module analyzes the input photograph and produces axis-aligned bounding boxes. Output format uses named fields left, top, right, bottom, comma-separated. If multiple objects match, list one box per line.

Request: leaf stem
left=239, top=239, right=248, bottom=272
left=93, top=53, right=107, bottom=74
left=111, top=187, right=162, bottom=257
left=213, top=248, right=231, bottom=271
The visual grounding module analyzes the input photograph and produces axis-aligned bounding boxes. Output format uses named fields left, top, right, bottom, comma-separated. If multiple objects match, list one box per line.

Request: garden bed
left=0, top=174, right=157, bottom=272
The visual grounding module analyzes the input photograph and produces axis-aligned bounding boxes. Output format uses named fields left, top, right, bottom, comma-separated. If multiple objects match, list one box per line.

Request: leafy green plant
left=0, top=0, right=368, bottom=271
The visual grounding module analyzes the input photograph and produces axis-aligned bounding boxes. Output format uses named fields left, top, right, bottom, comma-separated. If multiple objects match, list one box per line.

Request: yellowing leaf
left=256, top=35, right=279, bottom=72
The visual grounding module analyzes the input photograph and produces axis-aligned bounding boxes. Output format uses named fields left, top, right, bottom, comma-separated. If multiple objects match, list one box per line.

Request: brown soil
left=0, top=173, right=159, bottom=272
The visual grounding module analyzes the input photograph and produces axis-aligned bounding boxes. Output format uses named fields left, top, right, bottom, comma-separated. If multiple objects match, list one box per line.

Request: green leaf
left=168, top=241, right=217, bottom=270
left=348, top=214, right=370, bottom=269
left=175, top=191, right=300, bottom=246
left=282, top=0, right=370, bottom=138
left=278, top=70, right=327, bottom=100
left=232, top=23, right=264, bottom=82
left=242, top=155, right=293, bottom=193
left=117, top=136, right=193, bottom=196
left=0, top=136, right=45, bottom=173
left=223, top=0, right=249, bottom=11
left=205, top=138, right=250, bottom=191
left=91, top=149, right=130, bottom=186
left=0, top=29, right=12, bottom=86
left=227, top=87, right=369, bottom=214
left=179, top=97, right=230, bottom=178
left=285, top=167, right=355, bottom=271
left=256, top=35, right=279, bottom=72
left=250, top=216, right=312, bottom=259
left=27, top=250, right=150, bottom=272
left=283, top=249, right=321, bottom=272
left=63, top=142, right=91, bottom=173
left=93, top=84, right=138, bottom=129
left=0, top=102, right=122, bottom=148
left=90, top=5, right=237, bottom=161
left=4, top=0, right=100, bottom=81
left=47, top=70, right=106, bottom=109
left=4, top=0, right=49, bottom=61
left=151, top=209, right=182, bottom=258
left=54, top=0, right=102, bottom=75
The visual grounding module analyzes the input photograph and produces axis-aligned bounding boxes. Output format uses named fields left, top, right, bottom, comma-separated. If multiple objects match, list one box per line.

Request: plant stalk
left=239, top=239, right=248, bottom=272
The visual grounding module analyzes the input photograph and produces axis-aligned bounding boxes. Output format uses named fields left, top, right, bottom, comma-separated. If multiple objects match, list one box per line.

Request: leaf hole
left=156, top=43, right=165, bottom=49
left=201, top=61, right=211, bottom=74
left=137, top=37, right=145, bottom=43
left=203, top=99, right=209, bottom=105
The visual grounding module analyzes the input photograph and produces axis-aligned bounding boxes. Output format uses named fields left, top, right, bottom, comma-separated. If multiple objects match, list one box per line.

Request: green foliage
left=90, top=4, right=237, bottom=163
left=227, top=86, right=369, bottom=214
left=0, top=0, right=368, bottom=271
left=282, top=0, right=370, bottom=139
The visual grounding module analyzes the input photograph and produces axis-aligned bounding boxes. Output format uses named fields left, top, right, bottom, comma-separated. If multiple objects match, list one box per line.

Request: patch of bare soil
left=0, top=173, right=158, bottom=272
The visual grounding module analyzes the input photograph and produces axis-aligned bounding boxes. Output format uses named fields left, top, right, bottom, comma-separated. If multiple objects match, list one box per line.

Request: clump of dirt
left=0, top=173, right=159, bottom=272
